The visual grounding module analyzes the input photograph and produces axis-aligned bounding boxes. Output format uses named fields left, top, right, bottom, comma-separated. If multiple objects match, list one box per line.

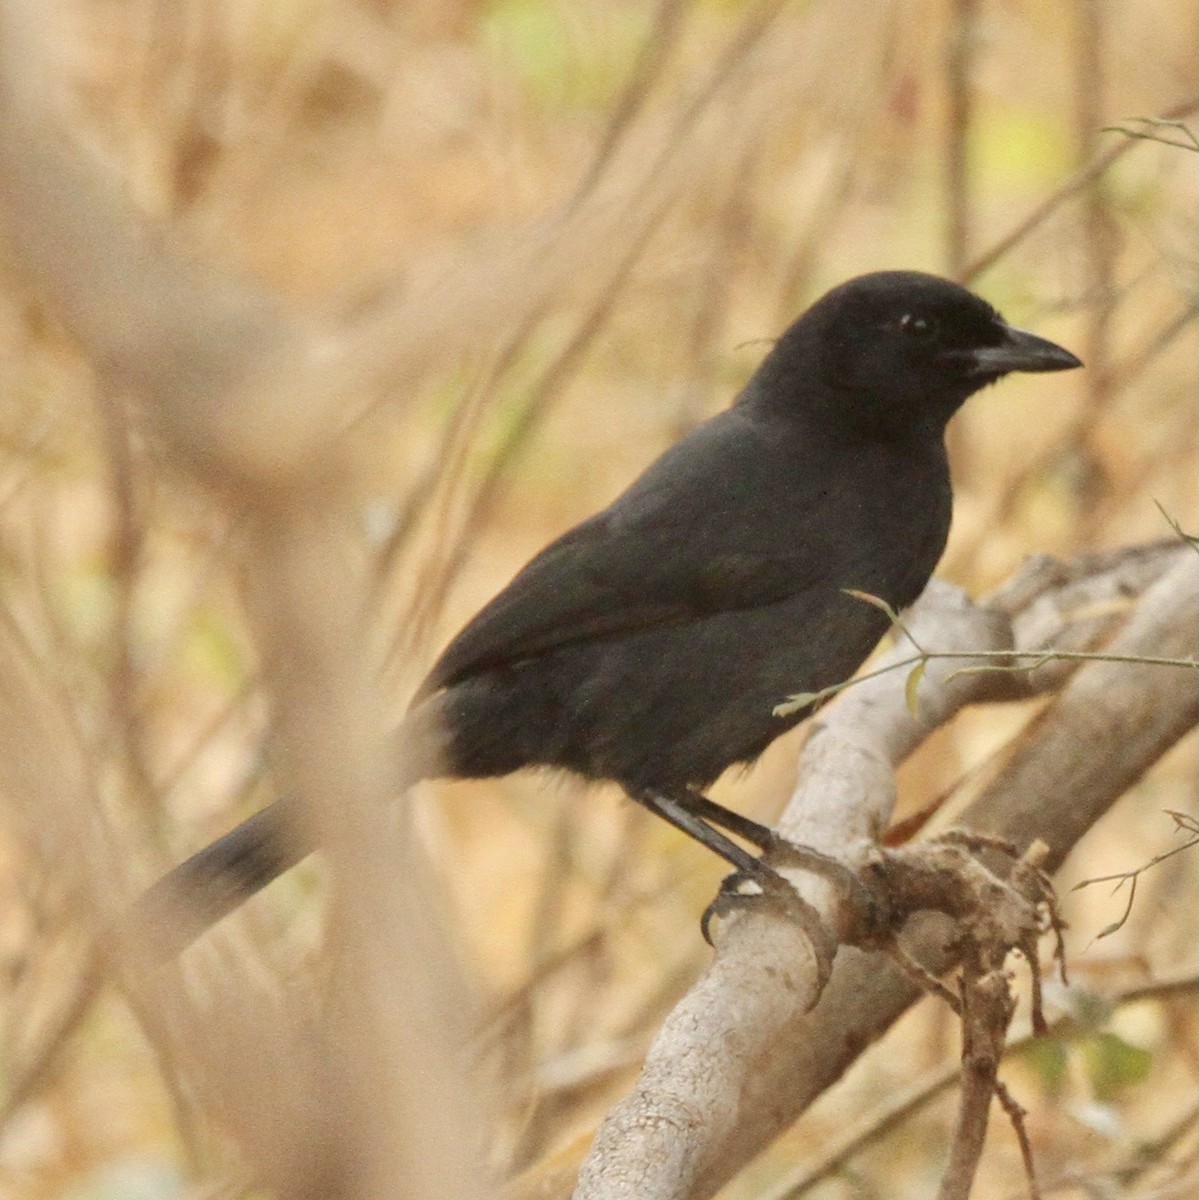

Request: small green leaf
left=774, top=690, right=821, bottom=718
left=1084, top=1032, right=1153, bottom=1100
left=842, top=588, right=898, bottom=621
left=904, top=660, right=927, bottom=718
left=773, top=680, right=846, bottom=717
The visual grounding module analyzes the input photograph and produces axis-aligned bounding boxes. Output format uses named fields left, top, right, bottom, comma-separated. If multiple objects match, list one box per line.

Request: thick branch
left=575, top=542, right=1196, bottom=1199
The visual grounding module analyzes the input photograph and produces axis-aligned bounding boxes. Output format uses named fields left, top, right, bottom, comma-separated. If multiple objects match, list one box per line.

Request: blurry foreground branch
left=0, top=1, right=845, bottom=1193
left=0, top=5, right=503, bottom=1196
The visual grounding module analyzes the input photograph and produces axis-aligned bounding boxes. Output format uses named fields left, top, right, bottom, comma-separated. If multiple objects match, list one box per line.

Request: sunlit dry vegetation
left=0, top=1, right=1194, bottom=1197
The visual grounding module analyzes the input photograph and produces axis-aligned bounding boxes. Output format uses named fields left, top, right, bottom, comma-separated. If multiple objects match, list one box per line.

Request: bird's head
left=752, top=271, right=1081, bottom=433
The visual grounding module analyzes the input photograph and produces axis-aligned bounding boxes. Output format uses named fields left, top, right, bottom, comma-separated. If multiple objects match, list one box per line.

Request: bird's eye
left=899, top=313, right=936, bottom=338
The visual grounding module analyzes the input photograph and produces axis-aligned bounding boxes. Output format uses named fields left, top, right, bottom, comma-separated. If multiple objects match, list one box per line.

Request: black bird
left=139, top=271, right=1081, bottom=951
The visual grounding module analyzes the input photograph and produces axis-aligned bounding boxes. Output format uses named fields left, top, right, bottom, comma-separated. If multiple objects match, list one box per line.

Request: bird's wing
left=415, top=505, right=823, bottom=699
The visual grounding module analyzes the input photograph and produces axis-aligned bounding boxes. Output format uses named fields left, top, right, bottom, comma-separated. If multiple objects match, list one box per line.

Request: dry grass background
left=0, top=1, right=1194, bottom=1197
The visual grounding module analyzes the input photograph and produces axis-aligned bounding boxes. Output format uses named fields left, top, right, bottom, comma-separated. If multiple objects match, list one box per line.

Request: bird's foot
left=701, top=861, right=838, bottom=989
left=856, top=831, right=1065, bottom=1034
left=761, top=835, right=889, bottom=944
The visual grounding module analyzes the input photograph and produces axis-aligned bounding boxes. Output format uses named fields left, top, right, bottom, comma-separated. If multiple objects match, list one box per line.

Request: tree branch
left=574, top=542, right=1196, bottom=1199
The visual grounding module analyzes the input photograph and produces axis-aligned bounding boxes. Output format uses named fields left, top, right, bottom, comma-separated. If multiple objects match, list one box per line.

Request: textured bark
left=575, top=544, right=1196, bottom=1200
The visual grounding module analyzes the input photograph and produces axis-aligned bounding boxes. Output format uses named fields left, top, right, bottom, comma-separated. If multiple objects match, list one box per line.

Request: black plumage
left=139, top=271, right=1081, bottom=950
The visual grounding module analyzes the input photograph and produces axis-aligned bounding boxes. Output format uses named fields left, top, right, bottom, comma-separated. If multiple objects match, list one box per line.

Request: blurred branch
left=1072, top=0, right=1116, bottom=546
left=382, top=0, right=813, bottom=681
left=574, top=542, right=1197, bottom=1199
left=949, top=295, right=1198, bottom=580
left=0, top=3, right=875, bottom=1193
left=388, top=228, right=654, bottom=679
left=959, top=96, right=1199, bottom=285
left=1105, top=296, right=1199, bottom=393
left=373, top=0, right=695, bottom=654
left=1072, top=809, right=1199, bottom=939
left=669, top=142, right=762, bottom=435
left=0, top=4, right=318, bottom=487
left=0, top=5, right=495, bottom=1195
left=765, top=970, right=1199, bottom=1199
left=0, top=2, right=792, bottom=496
left=944, top=0, right=979, bottom=275
left=0, top=948, right=105, bottom=1140
left=1101, top=116, right=1199, bottom=151
left=1073, top=1099, right=1198, bottom=1193
left=568, top=0, right=690, bottom=207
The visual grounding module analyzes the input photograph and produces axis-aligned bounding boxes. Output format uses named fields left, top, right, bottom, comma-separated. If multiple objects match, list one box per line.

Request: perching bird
left=139, top=271, right=1081, bottom=952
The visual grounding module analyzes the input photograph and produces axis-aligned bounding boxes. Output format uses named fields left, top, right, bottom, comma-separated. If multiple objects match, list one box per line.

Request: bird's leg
left=628, top=786, right=836, bottom=981
left=674, top=789, right=778, bottom=851
left=681, top=787, right=870, bottom=904
left=627, top=786, right=765, bottom=877
left=674, top=788, right=885, bottom=957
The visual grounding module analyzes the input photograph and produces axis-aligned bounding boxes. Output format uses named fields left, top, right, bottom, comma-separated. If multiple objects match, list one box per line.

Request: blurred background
left=0, top=0, right=1194, bottom=1196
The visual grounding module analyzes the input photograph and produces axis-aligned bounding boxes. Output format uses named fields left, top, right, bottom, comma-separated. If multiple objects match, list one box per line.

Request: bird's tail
left=128, top=798, right=312, bottom=962
left=127, top=698, right=449, bottom=963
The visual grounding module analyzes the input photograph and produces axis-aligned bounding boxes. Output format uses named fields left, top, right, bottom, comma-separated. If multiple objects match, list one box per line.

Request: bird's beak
left=967, top=325, right=1083, bottom=375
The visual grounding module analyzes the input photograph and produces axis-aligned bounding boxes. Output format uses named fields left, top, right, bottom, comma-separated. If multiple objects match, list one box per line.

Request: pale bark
left=575, top=543, right=1196, bottom=1200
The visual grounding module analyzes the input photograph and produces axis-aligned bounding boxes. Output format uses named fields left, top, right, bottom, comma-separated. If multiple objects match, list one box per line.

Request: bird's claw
left=701, top=861, right=837, bottom=990
left=762, top=836, right=886, bottom=940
